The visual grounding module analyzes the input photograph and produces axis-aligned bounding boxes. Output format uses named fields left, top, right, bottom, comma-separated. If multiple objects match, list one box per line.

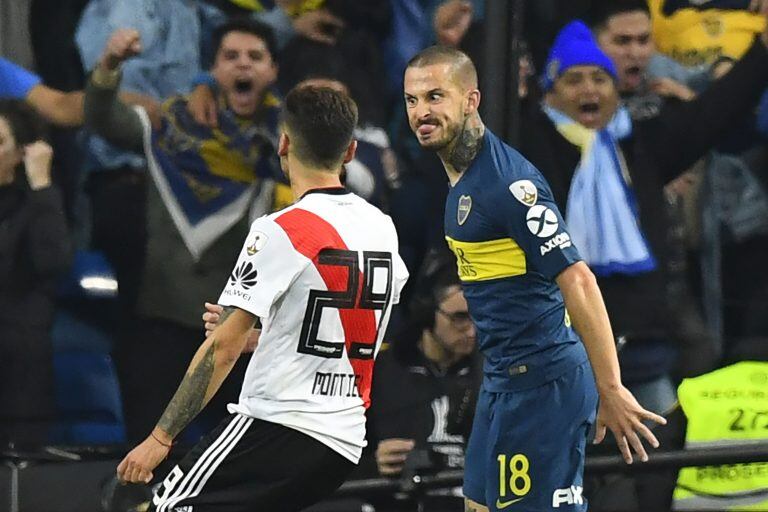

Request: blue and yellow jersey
left=445, top=130, right=588, bottom=392
left=649, top=0, right=765, bottom=66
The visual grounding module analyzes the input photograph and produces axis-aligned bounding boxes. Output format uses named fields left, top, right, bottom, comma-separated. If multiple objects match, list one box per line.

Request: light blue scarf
left=543, top=105, right=657, bottom=276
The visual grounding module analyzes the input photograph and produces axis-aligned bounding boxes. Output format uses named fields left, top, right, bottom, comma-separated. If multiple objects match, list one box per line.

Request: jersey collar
left=300, top=186, right=349, bottom=200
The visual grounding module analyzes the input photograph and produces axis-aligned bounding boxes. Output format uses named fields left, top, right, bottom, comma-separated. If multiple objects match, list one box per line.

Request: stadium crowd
left=1, top=0, right=768, bottom=511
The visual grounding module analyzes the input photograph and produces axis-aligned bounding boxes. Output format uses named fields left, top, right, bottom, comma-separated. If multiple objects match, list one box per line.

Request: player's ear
left=465, top=89, right=481, bottom=115
left=342, top=139, right=357, bottom=164
left=278, top=132, right=289, bottom=157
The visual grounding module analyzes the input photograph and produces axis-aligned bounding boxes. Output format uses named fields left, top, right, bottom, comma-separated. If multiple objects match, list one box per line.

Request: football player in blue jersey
left=403, top=45, right=666, bottom=512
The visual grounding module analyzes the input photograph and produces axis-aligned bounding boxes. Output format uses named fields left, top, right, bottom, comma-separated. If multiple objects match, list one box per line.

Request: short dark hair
left=283, top=85, right=358, bottom=169
left=588, top=0, right=651, bottom=31
left=406, top=45, right=478, bottom=88
left=211, top=17, right=277, bottom=61
left=0, top=99, right=46, bottom=147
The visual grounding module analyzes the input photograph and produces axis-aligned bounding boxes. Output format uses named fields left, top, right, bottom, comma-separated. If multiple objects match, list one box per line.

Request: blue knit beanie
left=541, top=20, right=618, bottom=91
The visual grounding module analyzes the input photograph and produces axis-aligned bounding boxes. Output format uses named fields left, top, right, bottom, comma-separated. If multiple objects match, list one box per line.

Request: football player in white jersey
left=116, top=84, right=409, bottom=512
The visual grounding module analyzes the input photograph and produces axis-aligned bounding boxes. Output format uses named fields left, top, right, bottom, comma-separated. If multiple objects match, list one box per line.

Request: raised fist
left=100, top=29, right=142, bottom=71
left=23, top=141, right=53, bottom=190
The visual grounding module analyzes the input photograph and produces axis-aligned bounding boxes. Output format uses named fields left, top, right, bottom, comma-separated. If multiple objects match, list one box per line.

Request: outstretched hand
left=594, top=384, right=667, bottom=464
left=188, top=83, right=218, bottom=129
left=116, top=433, right=170, bottom=484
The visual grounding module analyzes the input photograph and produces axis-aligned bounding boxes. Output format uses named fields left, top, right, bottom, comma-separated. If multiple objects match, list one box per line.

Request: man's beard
left=417, top=120, right=460, bottom=152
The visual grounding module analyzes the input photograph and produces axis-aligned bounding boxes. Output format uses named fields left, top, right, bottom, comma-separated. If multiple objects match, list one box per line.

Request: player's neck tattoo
left=441, top=115, right=484, bottom=178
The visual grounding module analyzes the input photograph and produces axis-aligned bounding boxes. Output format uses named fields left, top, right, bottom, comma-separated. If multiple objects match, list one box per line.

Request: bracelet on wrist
left=151, top=432, right=173, bottom=449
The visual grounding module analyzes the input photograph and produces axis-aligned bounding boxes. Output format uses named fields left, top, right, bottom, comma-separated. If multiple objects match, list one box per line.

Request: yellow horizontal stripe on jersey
left=446, top=236, right=526, bottom=282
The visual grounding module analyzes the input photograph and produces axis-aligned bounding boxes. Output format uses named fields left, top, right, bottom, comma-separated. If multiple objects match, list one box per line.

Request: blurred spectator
left=0, top=54, right=160, bottom=225
left=366, top=251, right=480, bottom=511
left=590, top=0, right=697, bottom=121
left=519, top=18, right=768, bottom=509
left=276, top=1, right=391, bottom=128
left=76, top=0, right=205, bottom=319
left=590, top=0, right=768, bottom=370
left=2, top=0, right=87, bottom=220
left=0, top=100, right=72, bottom=449
left=83, top=19, right=281, bottom=446
left=382, top=0, right=483, bottom=97
left=77, top=0, right=202, bottom=100
left=649, top=0, right=766, bottom=67
left=202, top=0, right=369, bottom=52
left=523, top=0, right=594, bottom=70
left=588, top=0, right=721, bottom=378
left=189, top=70, right=400, bottom=211
left=689, top=59, right=768, bottom=365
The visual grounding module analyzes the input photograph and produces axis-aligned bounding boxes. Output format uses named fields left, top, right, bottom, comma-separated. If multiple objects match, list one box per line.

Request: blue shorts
left=463, top=361, right=598, bottom=511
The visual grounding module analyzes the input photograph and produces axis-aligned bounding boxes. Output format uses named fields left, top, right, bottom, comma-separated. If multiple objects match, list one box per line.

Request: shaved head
left=406, top=45, right=478, bottom=90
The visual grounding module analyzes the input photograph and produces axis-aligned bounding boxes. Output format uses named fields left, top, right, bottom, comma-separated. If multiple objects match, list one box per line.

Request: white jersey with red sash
left=218, top=188, right=408, bottom=463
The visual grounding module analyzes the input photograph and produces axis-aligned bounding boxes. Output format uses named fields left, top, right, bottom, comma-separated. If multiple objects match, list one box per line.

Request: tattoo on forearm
left=447, top=121, right=484, bottom=174
left=218, top=306, right=236, bottom=325
left=157, top=341, right=218, bottom=438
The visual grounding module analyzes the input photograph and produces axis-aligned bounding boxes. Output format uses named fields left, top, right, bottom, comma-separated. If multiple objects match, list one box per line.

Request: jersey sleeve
left=391, top=252, right=409, bottom=305
left=218, top=216, right=309, bottom=318
left=499, top=163, right=582, bottom=279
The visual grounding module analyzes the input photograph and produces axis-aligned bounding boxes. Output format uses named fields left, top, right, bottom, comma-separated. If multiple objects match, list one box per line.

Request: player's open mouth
left=235, top=79, right=254, bottom=93
left=578, top=102, right=599, bottom=113
left=625, top=66, right=642, bottom=78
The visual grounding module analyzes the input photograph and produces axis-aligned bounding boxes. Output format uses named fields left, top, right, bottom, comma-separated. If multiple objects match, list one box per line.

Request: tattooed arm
left=116, top=307, right=256, bottom=484
left=203, top=302, right=261, bottom=352
left=155, top=306, right=248, bottom=438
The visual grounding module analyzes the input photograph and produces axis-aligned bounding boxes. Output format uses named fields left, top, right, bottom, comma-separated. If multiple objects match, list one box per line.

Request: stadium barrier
left=1, top=442, right=767, bottom=511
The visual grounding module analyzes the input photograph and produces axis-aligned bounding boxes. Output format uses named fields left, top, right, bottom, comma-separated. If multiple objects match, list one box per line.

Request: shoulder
left=481, top=134, right=548, bottom=201
left=267, top=203, right=347, bottom=259
left=483, top=131, right=540, bottom=182
left=355, top=194, right=399, bottom=232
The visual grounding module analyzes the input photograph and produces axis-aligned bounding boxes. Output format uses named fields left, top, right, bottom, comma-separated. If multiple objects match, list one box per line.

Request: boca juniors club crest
left=457, top=195, right=472, bottom=225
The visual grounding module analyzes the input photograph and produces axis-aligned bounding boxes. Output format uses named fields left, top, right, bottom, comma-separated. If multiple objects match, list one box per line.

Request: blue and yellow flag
left=137, top=91, right=281, bottom=260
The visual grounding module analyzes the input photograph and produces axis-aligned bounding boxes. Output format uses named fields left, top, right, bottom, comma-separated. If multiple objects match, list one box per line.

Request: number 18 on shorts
left=463, top=362, right=598, bottom=511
